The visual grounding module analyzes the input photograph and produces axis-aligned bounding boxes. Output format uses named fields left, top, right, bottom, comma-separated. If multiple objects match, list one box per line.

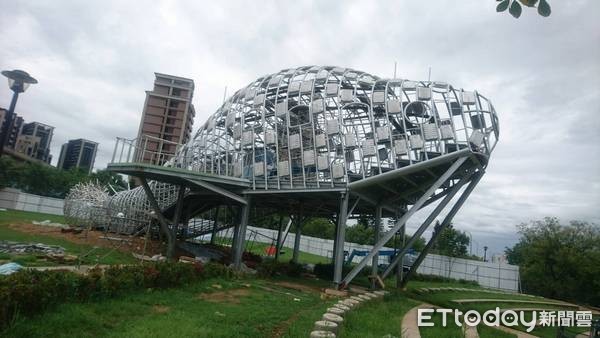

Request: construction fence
left=0, top=188, right=64, bottom=216
left=215, top=225, right=520, bottom=292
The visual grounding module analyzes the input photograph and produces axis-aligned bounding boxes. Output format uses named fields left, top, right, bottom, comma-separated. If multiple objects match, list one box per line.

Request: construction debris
left=0, top=241, right=65, bottom=255
left=132, top=253, right=166, bottom=262
left=32, top=220, right=69, bottom=229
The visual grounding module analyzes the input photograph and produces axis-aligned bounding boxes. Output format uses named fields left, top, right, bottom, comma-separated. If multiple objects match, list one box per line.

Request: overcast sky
left=1, top=1, right=598, bottom=256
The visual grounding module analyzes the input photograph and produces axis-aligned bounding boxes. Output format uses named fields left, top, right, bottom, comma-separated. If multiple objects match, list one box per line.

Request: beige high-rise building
left=136, top=73, right=195, bottom=164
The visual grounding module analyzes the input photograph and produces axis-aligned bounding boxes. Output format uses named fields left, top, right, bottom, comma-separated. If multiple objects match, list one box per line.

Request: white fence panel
left=216, top=225, right=520, bottom=292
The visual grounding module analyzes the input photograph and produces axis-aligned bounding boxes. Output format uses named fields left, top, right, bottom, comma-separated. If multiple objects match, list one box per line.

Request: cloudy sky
left=1, top=1, right=598, bottom=256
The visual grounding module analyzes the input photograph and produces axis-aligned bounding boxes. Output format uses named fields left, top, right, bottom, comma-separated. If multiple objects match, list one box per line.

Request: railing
left=111, top=134, right=183, bottom=166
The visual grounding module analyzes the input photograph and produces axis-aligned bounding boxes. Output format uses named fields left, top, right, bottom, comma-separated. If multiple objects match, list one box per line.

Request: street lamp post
left=483, top=245, right=488, bottom=262
left=0, top=69, right=37, bottom=157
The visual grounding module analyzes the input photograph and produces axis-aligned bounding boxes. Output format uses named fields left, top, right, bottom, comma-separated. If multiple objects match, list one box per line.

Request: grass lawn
left=341, top=290, right=419, bottom=338
left=0, top=209, right=136, bottom=266
left=245, top=241, right=331, bottom=265
left=2, top=277, right=334, bottom=338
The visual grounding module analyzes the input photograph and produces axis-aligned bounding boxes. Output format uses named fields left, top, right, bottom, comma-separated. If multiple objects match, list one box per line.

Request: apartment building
left=136, top=73, right=195, bottom=164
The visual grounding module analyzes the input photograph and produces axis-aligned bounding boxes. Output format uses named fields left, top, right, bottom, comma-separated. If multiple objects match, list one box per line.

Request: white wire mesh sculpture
left=63, top=182, right=110, bottom=228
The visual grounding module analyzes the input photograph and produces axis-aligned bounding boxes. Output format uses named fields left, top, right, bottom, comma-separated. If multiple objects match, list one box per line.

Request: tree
left=504, top=218, right=600, bottom=306
left=496, top=0, right=551, bottom=18
left=433, top=224, right=470, bottom=258
left=301, top=217, right=335, bottom=240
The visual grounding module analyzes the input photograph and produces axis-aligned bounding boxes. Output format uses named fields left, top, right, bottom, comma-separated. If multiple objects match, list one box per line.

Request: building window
left=169, top=100, right=180, bottom=108
left=168, top=109, right=177, bottom=116
left=172, top=88, right=181, bottom=97
left=166, top=118, right=175, bottom=125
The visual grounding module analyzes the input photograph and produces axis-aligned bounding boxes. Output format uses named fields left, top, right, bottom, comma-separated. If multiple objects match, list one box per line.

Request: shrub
left=256, top=259, right=306, bottom=278
left=0, top=261, right=231, bottom=331
left=410, top=272, right=479, bottom=286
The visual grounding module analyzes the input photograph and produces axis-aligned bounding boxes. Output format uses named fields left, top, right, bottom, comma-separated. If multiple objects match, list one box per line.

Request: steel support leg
left=210, top=206, right=220, bottom=245
left=334, top=192, right=349, bottom=287
left=275, top=214, right=284, bottom=261
left=173, top=185, right=185, bottom=236
left=341, top=156, right=468, bottom=287
left=399, top=171, right=483, bottom=288
left=371, top=205, right=382, bottom=289
left=140, top=178, right=176, bottom=259
left=381, top=169, right=475, bottom=279
left=396, top=222, right=406, bottom=288
left=233, top=197, right=250, bottom=269
left=292, top=216, right=302, bottom=263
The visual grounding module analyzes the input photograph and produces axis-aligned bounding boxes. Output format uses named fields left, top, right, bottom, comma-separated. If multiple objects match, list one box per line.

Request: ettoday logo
left=417, top=308, right=593, bottom=332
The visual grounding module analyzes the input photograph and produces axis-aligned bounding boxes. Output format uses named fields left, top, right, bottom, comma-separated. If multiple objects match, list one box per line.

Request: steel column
left=210, top=206, right=221, bottom=245
left=140, top=178, right=176, bottom=259
left=233, top=196, right=251, bottom=269
left=173, top=185, right=186, bottom=234
left=334, top=192, right=349, bottom=287
left=341, top=156, right=468, bottom=287
left=275, top=214, right=284, bottom=260
left=371, top=205, right=382, bottom=289
left=292, top=216, right=302, bottom=263
left=399, top=171, right=483, bottom=288
left=381, top=169, right=476, bottom=279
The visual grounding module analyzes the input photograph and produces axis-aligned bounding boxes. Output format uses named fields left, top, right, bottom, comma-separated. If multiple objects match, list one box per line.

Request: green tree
left=505, top=218, right=600, bottom=306
left=434, top=224, right=470, bottom=258
left=301, top=217, right=335, bottom=240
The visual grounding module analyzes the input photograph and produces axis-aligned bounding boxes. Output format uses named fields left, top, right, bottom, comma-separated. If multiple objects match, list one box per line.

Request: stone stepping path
left=309, top=290, right=389, bottom=337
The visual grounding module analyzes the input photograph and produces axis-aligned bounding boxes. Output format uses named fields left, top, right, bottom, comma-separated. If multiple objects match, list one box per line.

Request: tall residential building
left=57, top=139, right=98, bottom=174
left=0, top=109, right=24, bottom=149
left=136, top=73, right=195, bottom=164
left=20, top=122, right=54, bottom=163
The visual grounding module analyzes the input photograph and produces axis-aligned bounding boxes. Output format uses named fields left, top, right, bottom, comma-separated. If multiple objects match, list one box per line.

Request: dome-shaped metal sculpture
left=173, top=65, right=498, bottom=189
left=97, top=65, right=499, bottom=287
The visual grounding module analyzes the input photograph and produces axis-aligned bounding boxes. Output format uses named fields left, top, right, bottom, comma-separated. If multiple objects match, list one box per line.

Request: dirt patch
left=152, top=305, right=171, bottom=314
left=273, top=281, right=320, bottom=293
left=271, top=301, right=325, bottom=338
left=6, top=222, right=162, bottom=256
left=198, top=288, right=251, bottom=304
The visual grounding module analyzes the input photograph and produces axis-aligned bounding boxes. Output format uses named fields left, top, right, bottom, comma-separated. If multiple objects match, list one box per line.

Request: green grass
left=0, top=209, right=65, bottom=225
left=246, top=241, right=331, bottom=265
left=2, top=277, right=330, bottom=338
left=0, top=209, right=135, bottom=266
left=341, top=291, right=419, bottom=338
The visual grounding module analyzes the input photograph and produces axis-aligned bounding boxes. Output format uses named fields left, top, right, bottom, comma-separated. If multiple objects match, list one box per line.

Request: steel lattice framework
left=69, top=65, right=499, bottom=288
left=171, top=65, right=498, bottom=187
left=64, top=182, right=110, bottom=228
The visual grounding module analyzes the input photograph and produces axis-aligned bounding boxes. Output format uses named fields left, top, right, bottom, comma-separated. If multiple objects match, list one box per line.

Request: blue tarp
left=0, top=262, right=23, bottom=275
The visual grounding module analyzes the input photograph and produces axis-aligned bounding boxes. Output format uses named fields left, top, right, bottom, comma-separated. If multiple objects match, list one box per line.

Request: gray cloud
left=1, top=0, right=598, bottom=257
